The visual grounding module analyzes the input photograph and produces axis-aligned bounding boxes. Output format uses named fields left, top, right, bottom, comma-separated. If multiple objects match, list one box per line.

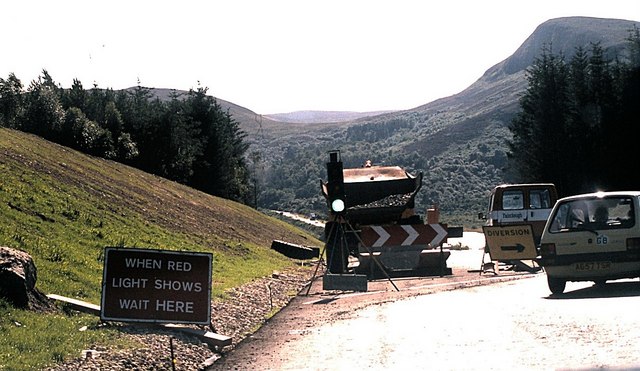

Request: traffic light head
left=330, top=198, right=345, bottom=213
left=326, top=151, right=346, bottom=214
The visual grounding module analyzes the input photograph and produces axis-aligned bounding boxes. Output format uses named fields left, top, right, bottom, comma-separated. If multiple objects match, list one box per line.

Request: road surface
left=211, top=273, right=640, bottom=370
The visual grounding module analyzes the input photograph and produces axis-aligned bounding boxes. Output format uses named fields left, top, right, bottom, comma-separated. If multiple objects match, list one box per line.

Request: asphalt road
left=211, top=255, right=640, bottom=371
left=286, top=276, right=640, bottom=370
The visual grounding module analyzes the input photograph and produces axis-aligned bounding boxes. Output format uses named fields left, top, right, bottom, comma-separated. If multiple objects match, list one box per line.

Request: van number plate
left=574, top=261, right=611, bottom=271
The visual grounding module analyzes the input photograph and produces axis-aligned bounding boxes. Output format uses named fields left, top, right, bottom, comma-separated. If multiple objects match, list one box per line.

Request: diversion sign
left=101, top=248, right=212, bottom=324
left=482, top=224, right=537, bottom=261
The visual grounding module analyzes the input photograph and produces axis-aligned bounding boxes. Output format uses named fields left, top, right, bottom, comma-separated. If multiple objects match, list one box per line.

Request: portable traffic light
left=326, top=150, right=346, bottom=214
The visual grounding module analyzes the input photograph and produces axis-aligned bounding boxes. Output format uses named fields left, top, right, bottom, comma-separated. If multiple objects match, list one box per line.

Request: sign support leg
left=342, top=218, right=399, bottom=292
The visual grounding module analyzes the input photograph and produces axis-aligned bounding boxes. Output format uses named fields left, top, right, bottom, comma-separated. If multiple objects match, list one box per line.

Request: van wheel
left=547, top=277, right=566, bottom=294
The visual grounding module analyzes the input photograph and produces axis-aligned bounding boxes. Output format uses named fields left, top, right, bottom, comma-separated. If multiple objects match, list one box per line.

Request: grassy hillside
left=0, top=128, right=321, bottom=369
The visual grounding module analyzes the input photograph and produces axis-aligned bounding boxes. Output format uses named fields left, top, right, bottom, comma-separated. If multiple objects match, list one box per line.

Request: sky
left=2, top=1, right=639, bottom=114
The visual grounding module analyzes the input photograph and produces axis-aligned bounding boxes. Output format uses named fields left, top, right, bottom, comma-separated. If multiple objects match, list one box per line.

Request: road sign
left=101, top=247, right=212, bottom=324
left=483, top=224, right=537, bottom=260
left=361, top=224, right=448, bottom=248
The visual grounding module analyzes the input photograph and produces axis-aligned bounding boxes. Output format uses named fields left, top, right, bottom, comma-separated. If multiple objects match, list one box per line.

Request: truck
left=478, top=183, right=558, bottom=273
left=321, top=151, right=451, bottom=278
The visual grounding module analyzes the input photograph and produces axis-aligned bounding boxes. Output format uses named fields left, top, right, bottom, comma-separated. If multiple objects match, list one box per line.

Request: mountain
left=265, top=110, right=397, bottom=124
left=235, top=17, right=639, bottom=227
left=397, top=16, right=639, bottom=162
left=140, top=17, right=638, bottom=228
left=493, top=16, right=639, bottom=77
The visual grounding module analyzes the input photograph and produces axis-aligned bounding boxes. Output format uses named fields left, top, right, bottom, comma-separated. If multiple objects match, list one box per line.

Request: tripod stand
left=305, top=215, right=399, bottom=295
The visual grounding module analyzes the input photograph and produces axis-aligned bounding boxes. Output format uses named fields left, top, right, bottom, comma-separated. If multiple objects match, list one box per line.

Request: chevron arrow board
left=361, top=224, right=447, bottom=248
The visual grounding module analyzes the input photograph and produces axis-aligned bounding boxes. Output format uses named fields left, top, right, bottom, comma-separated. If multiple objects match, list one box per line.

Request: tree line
left=0, top=72, right=251, bottom=204
left=508, top=28, right=640, bottom=197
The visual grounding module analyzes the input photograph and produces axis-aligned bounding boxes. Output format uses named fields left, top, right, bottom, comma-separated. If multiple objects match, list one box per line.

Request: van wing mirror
left=478, top=212, right=486, bottom=220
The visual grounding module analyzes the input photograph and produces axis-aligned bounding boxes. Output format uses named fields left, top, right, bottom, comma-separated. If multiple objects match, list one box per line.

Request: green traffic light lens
left=331, top=199, right=345, bottom=213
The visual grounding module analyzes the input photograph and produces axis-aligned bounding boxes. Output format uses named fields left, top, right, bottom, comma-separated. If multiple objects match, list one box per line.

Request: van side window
left=502, top=190, right=524, bottom=210
left=486, top=194, right=495, bottom=216
left=549, top=202, right=585, bottom=232
left=530, top=189, right=551, bottom=209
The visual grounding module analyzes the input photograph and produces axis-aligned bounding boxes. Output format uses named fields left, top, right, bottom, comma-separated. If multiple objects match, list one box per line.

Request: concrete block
left=323, top=273, right=368, bottom=292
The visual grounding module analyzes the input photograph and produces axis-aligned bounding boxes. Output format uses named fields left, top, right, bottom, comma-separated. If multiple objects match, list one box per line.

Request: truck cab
left=480, top=183, right=558, bottom=245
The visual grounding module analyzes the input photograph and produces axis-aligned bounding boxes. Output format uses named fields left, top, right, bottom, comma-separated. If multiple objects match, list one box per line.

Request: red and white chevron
left=361, top=224, right=448, bottom=248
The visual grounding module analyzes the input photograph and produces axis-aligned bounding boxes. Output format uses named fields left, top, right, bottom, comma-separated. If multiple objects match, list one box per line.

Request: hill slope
left=0, top=128, right=319, bottom=300
left=0, top=127, right=322, bottom=368
left=265, top=110, right=397, bottom=123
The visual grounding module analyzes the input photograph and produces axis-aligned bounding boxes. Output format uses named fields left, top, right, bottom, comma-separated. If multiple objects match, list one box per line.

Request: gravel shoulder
left=45, top=265, right=315, bottom=371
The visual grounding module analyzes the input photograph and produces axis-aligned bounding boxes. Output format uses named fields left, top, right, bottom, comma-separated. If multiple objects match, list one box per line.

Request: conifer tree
left=509, top=33, right=640, bottom=196
left=0, top=73, right=23, bottom=128
left=508, top=46, right=570, bottom=191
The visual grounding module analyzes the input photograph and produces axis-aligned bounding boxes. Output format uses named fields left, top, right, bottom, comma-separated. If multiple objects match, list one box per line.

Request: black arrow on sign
left=501, top=244, right=525, bottom=253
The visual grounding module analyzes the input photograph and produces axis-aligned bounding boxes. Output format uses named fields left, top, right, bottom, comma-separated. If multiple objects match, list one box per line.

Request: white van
left=538, top=191, right=640, bottom=294
left=480, top=183, right=558, bottom=245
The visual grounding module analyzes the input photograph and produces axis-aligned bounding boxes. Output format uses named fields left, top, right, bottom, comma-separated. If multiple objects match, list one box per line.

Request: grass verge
left=0, top=128, right=321, bottom=369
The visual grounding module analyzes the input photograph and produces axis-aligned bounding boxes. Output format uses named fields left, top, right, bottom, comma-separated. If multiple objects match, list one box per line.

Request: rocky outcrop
left=0, top=246, right=52, bottom=311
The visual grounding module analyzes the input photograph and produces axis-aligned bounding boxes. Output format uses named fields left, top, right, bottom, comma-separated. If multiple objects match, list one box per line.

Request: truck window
left=502, top=190, right=524, bottom=210
left=530, top=189, right=551, bottom=209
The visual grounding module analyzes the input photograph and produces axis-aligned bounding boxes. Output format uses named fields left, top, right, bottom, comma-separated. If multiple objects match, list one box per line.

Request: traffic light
left=326, top=151, right=346, bottom=214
